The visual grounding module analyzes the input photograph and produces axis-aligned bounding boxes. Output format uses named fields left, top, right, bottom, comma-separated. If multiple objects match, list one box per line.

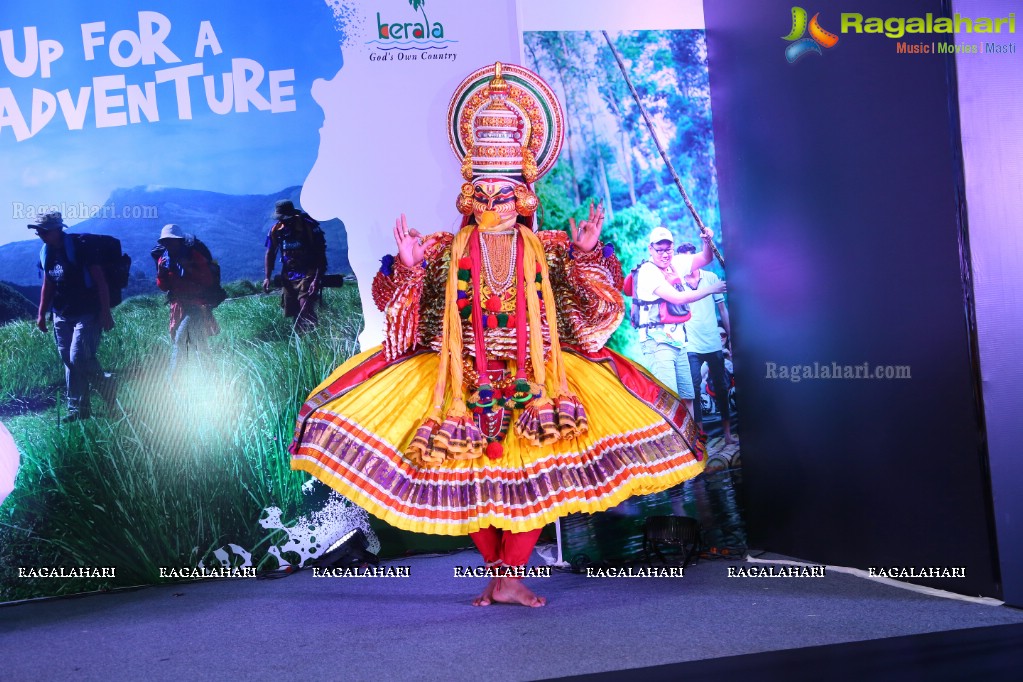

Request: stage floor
left=2, top=550, right=1021, bottom=680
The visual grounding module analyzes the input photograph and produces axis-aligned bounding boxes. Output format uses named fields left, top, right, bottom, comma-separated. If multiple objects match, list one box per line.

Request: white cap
left=648, top=226, right=674, bottom=244
left=159, top=224, right=186, bottom=240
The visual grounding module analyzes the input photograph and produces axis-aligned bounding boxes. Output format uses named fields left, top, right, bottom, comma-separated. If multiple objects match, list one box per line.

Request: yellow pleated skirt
left=291, top=347, right=705, bottom=535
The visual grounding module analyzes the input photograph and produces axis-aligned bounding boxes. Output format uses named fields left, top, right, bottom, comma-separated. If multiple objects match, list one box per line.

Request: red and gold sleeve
left=540, top=230, right=624, bottom=353
left=373, top=233, right=454, bottom=360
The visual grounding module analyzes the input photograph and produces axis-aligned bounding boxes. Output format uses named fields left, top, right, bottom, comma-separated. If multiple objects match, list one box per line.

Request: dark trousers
left=281, top=273, right=320, bottom=330
left=53, top=313, right=103, bottom=417
left=688, top=350, right=730, bottom=427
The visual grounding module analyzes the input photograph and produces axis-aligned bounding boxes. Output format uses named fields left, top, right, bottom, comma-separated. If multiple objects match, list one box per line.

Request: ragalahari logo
left=783, top=7, right=840, bottom=62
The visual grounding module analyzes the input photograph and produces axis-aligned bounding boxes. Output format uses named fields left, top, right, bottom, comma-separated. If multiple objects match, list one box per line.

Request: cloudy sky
left=0, top=0, right=341, bottom=245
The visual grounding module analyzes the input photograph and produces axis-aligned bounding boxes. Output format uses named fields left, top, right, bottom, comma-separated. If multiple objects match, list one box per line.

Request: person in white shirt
left=635, top=226, right=725, bottom=417
left=679, top=243, right=737, bottom=444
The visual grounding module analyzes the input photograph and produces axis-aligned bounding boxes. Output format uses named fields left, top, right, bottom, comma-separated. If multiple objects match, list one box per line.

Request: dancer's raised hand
left=394, top=214, right=439, bottom=267
left=569, top=201, right=605, bottom=253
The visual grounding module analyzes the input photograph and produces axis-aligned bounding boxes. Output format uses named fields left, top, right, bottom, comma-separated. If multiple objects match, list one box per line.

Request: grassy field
left=0, top=285, right=363, bottom=601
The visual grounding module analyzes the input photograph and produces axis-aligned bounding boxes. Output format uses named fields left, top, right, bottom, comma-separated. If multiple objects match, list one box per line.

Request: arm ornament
left=382, top=259, right=425, bottom=360
left=375, top=234, right=454, bottom=360
left=371, top=256, right=398, bottom=312
left=539, top=231, right=625, bottom=352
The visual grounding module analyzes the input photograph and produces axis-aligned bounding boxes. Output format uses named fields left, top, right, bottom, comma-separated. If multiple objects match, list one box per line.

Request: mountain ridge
left=0, top=186, right=351, bottom=299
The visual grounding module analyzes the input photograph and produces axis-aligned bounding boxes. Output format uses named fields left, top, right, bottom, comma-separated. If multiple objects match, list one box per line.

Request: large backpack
left=274, top=213, right=327, bottom=271
left=188, top=238, right=228, bottom=307
left=622, top=262, right=691, bottom=329
left=151, top=237, right=228, bottom=308
left=41, top=234, right=131, bottom=307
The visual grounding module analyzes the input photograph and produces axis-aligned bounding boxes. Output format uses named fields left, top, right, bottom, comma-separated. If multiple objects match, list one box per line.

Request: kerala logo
left=783, top=7, right=839, bottom=62
left=371, top=0, right=456, bottom=49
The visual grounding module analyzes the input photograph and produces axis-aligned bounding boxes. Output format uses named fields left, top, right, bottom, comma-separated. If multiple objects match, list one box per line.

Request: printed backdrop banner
left=301, top=0, right=520, bottom=349
left=518, top=0, right=742, bottom=565
left=0, top=1, right=336, bottom=247
left=0, top=0, right=514, bottom=602
left=0, top=0, right=736, bottom=602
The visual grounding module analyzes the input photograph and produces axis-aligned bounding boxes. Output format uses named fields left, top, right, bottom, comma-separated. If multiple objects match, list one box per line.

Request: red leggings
left=469, top=527, right=542, bottom=567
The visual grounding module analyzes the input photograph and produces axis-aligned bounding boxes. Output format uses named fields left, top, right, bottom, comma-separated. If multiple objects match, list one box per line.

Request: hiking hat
left=648, top=226, right=674, bottom=244
left=28, top=212, right=66, bottom=232
left=274, top=200, right=298, bottom=219
left=159, top=224, right=187, bottom=241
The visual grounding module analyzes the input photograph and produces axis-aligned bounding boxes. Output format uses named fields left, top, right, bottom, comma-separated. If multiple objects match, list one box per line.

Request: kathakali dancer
left=290, top=63, right=706, bottom=607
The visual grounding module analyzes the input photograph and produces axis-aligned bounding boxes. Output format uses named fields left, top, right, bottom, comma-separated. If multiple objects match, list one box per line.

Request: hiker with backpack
left=263, top=200, right=327, bottom=331
left=31, top=212, right=117, bottom=421
left=152, top=224, right=223, bottom=378
left=630, top=226, right=726, bottom=418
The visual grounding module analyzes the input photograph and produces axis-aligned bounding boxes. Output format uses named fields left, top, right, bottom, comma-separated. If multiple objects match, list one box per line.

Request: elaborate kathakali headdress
left=447, top=62, right=564, bottom=217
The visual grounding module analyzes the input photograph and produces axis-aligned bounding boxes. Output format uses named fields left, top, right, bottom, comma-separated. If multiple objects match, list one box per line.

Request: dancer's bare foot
left=725, top=431, right=739, bottom=445
left=492, top=578, right=546, bottom=607
left=473, top=577, right=499, bottom=606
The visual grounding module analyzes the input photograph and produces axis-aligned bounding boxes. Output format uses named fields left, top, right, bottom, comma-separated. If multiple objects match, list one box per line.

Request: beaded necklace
left=480, top=231, right=517, bottom=295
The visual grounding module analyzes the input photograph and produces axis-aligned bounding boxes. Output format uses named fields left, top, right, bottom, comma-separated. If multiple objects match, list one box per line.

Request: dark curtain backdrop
left=703, top=0, right=999, bottom=596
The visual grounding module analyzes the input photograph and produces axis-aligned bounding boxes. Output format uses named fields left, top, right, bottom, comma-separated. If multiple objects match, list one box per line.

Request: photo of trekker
left=32, top=212, right=119, bottom=421
left=677, top=242, right=737, bottom=445
left=152, top=224, right=226, bottom=380
left=263, top=200, right=327, bottom=332
left=524, top=29, right=742, bottom=473
left=630, top=226, right=725, bottom=418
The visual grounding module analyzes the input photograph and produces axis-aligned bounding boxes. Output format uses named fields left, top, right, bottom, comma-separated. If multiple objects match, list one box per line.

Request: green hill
left=0, top=280, right=35, bottom=325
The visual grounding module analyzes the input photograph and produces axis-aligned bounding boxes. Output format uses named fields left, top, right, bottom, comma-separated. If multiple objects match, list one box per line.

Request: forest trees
left=525, top=30, right=719, bottom=270
left=524, top=30, right=721, bottom=355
